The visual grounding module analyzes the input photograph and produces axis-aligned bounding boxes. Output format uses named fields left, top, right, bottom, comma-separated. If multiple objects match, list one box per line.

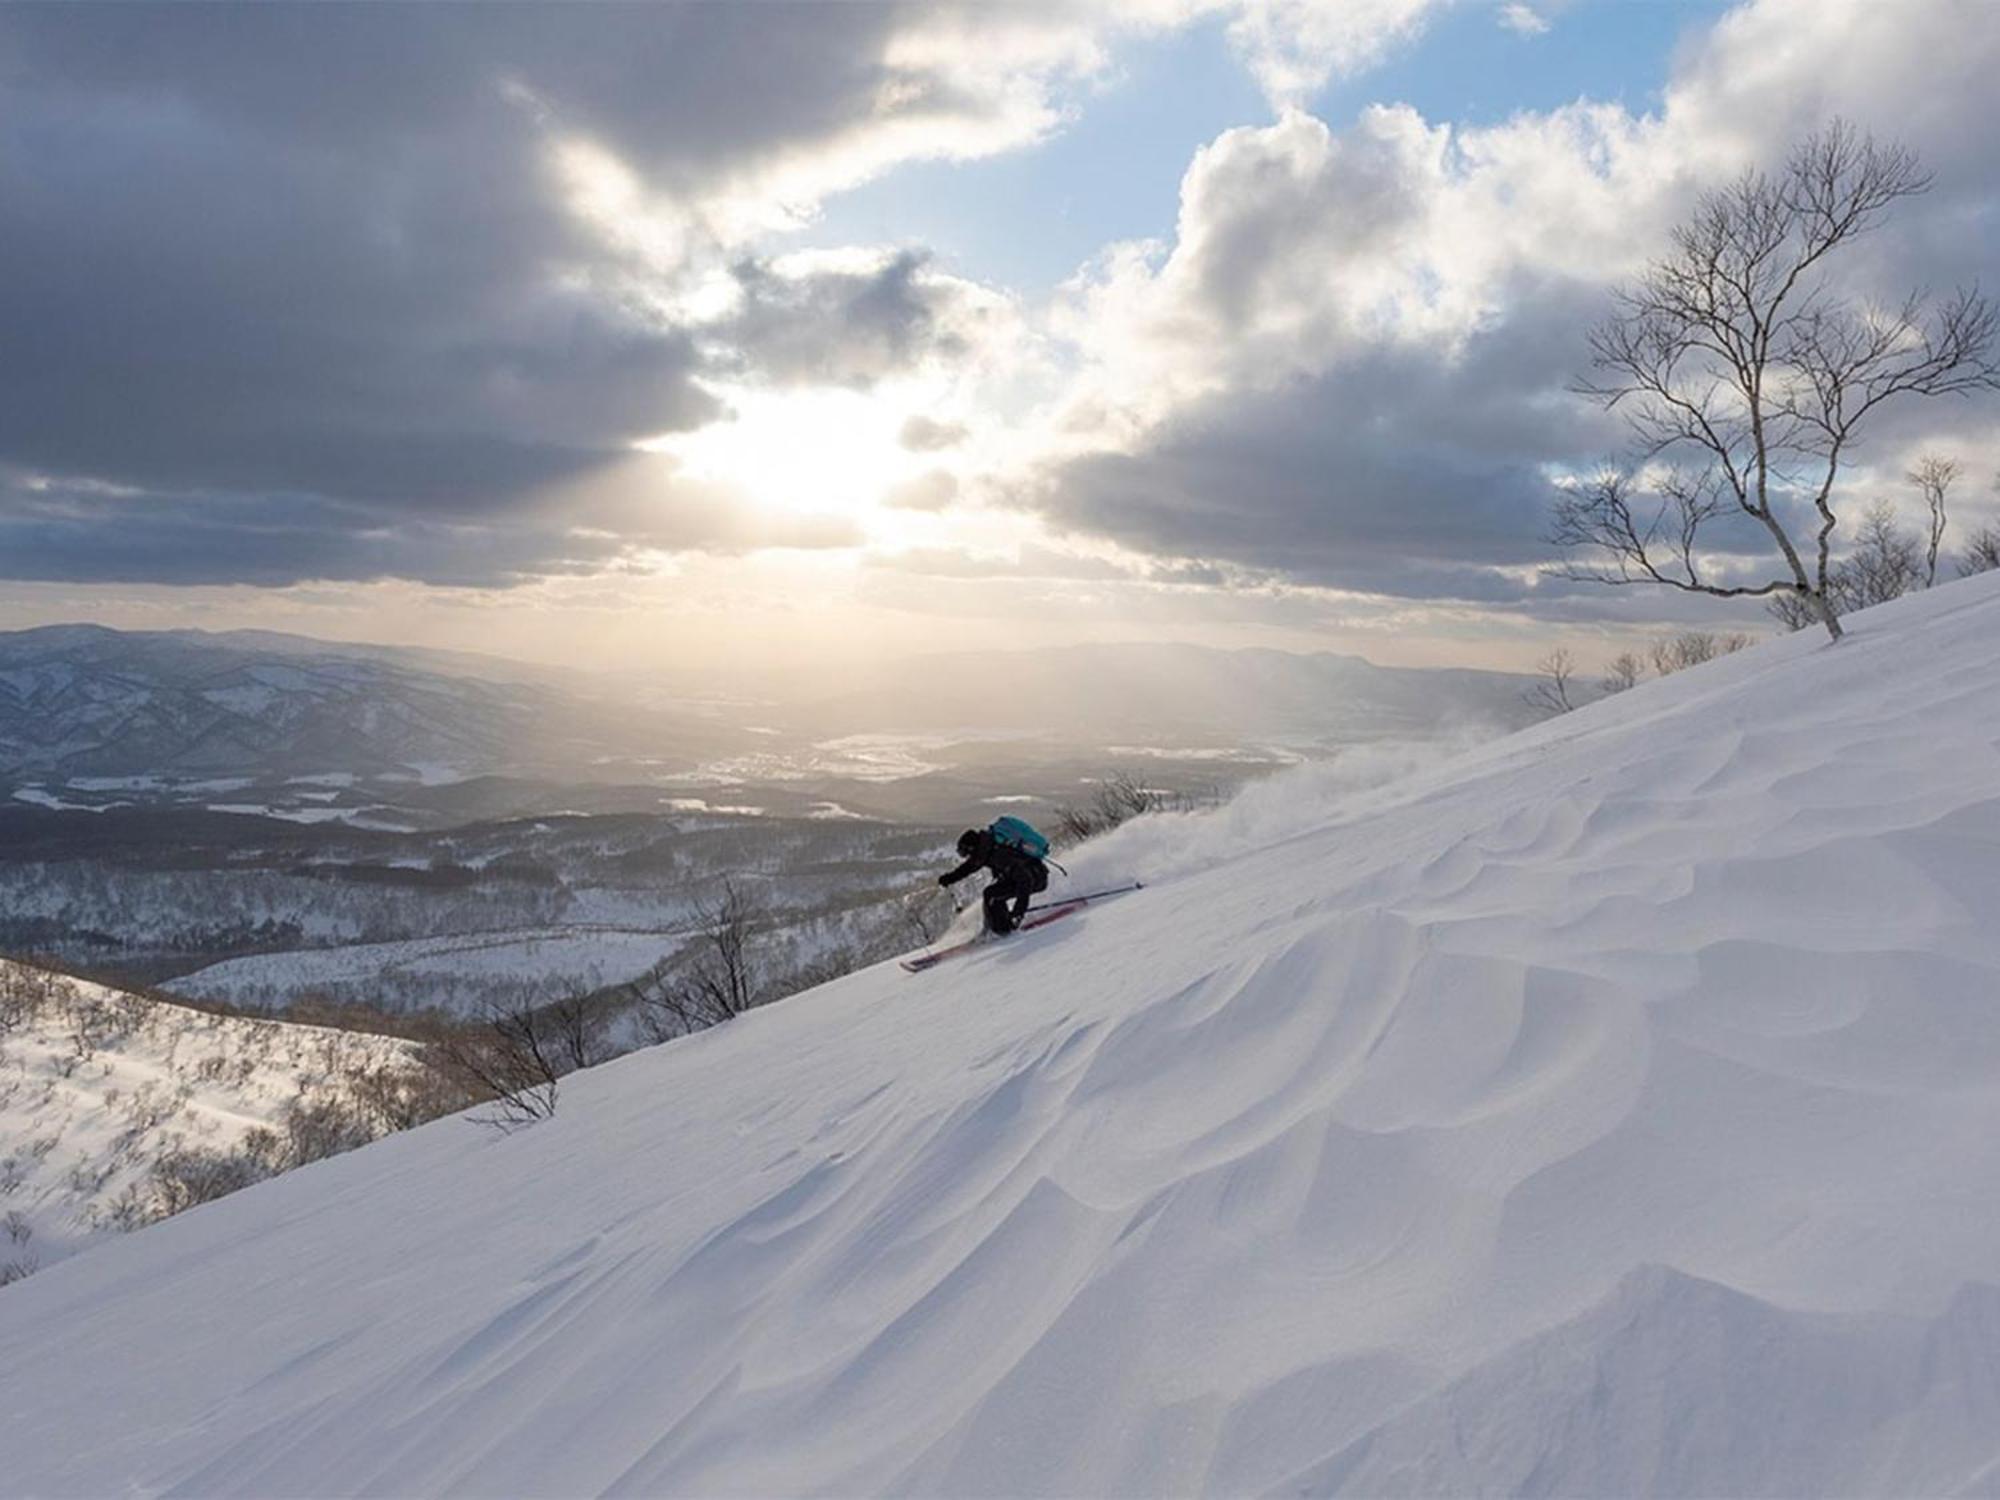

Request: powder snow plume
left=1062, top=729, right=1494, bottom=894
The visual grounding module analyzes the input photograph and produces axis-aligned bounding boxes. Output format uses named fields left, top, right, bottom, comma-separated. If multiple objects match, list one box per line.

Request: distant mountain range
left=0, top=624, right=1543, bottom=791
left=781, top=641, right=1542, bottom=742
left=0, top=624, right=723, bottom=784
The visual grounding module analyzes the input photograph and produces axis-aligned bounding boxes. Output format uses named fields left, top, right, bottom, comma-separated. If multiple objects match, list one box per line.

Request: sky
left=2, top=0, right=1997, bottom=676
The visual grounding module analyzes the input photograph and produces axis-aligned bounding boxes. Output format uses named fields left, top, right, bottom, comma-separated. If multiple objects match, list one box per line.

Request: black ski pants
left=982, top=862, right=1047, bottom=935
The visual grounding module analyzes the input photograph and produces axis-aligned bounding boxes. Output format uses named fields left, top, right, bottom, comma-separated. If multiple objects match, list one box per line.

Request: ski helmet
left=956, top=829, right=981, bottom=856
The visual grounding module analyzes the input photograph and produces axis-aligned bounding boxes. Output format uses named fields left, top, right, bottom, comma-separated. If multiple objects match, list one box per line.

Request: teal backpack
left=989, top=815, right=1051, bottom=860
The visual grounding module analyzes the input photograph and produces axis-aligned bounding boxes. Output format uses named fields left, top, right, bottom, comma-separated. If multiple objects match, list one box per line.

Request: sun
left=644, top=385, right=941, bottom=541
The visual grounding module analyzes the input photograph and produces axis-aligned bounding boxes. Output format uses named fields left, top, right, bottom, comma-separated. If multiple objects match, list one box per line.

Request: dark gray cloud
left=0, top=5, right=918, bottom=198
left=718, top=251, right=978, bottom=389
left=0, top=457, right=862, bottom=589
left=0, top=481, right=617, bottom=589
left=1038, top=288, right=1959, bottom=610
left=0, top=4, right=969, bottom=585
left=1038, top=273, right=1639, bottom=601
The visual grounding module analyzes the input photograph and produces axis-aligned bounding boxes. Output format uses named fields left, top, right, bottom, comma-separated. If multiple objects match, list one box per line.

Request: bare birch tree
left=1552, top=121, right=2000, bottom=640
left=1908, top=455, right=1957, bottom=588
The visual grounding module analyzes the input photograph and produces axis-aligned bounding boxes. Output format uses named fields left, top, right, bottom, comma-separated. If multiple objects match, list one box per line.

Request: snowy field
left=7, top=576, right=2000, bottom=1493
left=0, top=962, right=419, bottom=1280
left=165, top=926, right=692, bottom=1015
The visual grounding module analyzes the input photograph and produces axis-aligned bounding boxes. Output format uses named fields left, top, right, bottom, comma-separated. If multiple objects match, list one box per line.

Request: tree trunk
left=1816, top=590, right=1845, bottom=641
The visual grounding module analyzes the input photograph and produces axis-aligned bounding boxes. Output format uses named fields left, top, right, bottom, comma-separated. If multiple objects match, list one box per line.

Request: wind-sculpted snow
left=8, top=577, right=2000, bottom=1494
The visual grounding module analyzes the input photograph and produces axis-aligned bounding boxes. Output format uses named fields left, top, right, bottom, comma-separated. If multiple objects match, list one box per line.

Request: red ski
left=899, top=883, right=1143, bottom=973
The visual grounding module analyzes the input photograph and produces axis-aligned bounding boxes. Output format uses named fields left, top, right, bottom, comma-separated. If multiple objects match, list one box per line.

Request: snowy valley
left=6, top=574, right=2000, bottom=1494
left=0, top=625, right=1535, bottom=1016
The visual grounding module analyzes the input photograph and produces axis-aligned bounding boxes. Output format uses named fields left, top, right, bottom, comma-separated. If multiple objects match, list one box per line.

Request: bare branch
left=1547, top=469, right=1796, bottom=600
left=1523, top=649, right=1578, bottom=717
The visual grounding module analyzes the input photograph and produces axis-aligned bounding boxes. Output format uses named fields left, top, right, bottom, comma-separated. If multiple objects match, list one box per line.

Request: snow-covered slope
left=8, top=578, right=2000, bottom=1495
left=0, top=961, right=423, bottom=1282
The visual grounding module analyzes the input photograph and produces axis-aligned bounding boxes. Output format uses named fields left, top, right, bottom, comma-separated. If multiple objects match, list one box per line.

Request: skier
left=938, top=820, right=1050, bottom=936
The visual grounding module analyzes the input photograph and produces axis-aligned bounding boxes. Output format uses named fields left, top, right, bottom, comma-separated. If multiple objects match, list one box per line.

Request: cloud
left=0, top=4, right=1106, bottom=587
left=1026, top=0, right=2000, bottom=620
left=869, top=542, right=1138, bottom=581
left=1039, top=370, right=1631, bottom=605
left=7, top=0, right=1991, bottom=625
left=900, top=415, right=972, bottom=452
left=0, top=456, right=862, bottom=588
left=711, top=250, right=1011, bottom=390
left=1218, top=0, right=1449, bottom=104
left=883, top=471, right=963, bottom=512
left=1497, top=4, right=1551, bottom=37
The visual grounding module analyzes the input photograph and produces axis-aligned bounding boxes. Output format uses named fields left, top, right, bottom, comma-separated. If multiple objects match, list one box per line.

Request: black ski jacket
left=940, top=829, right=1045, bottom=890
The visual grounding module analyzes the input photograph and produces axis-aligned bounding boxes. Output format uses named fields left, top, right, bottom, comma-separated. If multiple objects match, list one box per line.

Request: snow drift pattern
left=7, top=576, right=2000, bottom=1495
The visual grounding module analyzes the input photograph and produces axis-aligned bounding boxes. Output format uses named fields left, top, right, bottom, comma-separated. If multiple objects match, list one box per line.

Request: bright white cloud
left=1498, top=4, right=1550, bottom=36
left=1036, top=98, right=1657, bottom=463
left=1221, top=0, right=1450, bottom=102
left=536, top=0, right=1463, bottom=292
left=1050, top=0, right=2000, bottom=445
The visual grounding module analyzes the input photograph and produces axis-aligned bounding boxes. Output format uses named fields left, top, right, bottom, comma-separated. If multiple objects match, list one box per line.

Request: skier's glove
left=936, top=875, right=951, bottom=888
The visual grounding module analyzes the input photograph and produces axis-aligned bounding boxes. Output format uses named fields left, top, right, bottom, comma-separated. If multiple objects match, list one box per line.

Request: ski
left=1027, top=881, right=1144, bottom=912
left=900, top=881, right=1144, bottom=973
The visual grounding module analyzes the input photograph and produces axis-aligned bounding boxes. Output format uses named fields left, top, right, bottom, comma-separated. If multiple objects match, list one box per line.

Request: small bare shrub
left=428, top=1002, right=563, bottom=1129
left=1600, top=652, right=1645, bottom=694
left=627, top=880, right=766, bottom=1043
left=901, top=884, right=956, bottom=947
left=279, top=1096, right=377, bottom=1167
left=148, top=1146, right=266, bottom=1217
left=1958, top=522, right=2000, bottom=577
left=1523, top=648, right=1578, bottom=716
left=1054, top=772, right=1215, bottom=845
left=1649, top=630, right=1751, bottom=676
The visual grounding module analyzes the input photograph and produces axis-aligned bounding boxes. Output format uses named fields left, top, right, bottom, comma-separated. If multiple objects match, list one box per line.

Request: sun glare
left=646, top=386, right=941, bottom=543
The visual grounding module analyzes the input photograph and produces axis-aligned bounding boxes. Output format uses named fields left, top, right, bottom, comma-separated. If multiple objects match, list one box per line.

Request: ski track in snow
left=8, top=578, right=2000, bottom=1494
